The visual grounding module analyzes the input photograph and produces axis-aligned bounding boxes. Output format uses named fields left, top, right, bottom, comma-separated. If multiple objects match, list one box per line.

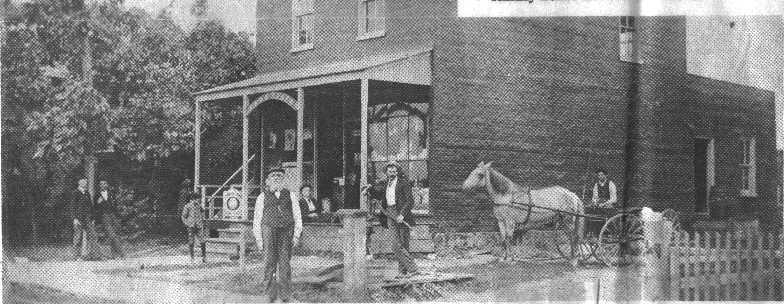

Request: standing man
left=592, top=169, right=618, bottom=208
left=70, top=178, right=93, bottom=260
left=363, top=161, right=419, bottom=278
left=252, top=167, right=302, bottom=302
left=94, top=180, right=125, bottom=259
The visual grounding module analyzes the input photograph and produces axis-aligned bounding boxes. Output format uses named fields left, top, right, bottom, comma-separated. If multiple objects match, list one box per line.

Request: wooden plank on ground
left=377, top=273, right=475, bottom=288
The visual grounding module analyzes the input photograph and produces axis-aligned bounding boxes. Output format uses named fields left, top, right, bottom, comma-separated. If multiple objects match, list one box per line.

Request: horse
left=462, top=161, right=585, bottom=262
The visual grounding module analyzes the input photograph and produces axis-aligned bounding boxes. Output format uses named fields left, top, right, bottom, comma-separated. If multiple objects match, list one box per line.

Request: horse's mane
left=488, top=167, right=516, bottom=194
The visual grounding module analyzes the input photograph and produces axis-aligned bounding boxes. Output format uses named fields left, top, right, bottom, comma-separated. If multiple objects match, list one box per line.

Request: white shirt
left=592, top=181, right=618, bottom=206
left=100, top=191, right=109, bottom=202
left=306, top=199, right=316, bottom=212
left=252, top=189, right=303, bottom=251
left=386, top=178, right=397, bottom=206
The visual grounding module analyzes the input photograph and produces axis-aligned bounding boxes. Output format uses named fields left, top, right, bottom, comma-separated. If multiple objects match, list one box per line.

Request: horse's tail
left=565, top=189, right=585, bottom=243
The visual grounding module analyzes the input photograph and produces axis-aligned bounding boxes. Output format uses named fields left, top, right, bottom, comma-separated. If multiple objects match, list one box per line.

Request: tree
left=2, top=0, right=257, bottom=242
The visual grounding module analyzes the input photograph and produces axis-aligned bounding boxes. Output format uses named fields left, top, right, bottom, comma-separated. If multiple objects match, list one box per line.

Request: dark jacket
left=94, top=190, right=118, bottom=223
left=298, top=197, right=321, bottom=218
left=70, top=189, right=93, bottom=224
left=369, top=176, right=415, bottom=228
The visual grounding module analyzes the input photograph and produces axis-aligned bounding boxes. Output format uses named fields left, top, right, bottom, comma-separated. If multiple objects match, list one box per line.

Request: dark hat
left=385, top=160, right=401, bottom=170
left=266, top=167, right=285, bottom=177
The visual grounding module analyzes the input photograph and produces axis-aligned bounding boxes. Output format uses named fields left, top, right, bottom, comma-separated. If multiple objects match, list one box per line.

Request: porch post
left=297, top=88, right=305, bottom=193
left=360, top=77, right=369, bottom=211
left=242, top=95, right=250, bottom=207
left=194, top=100, right=201, bottom=191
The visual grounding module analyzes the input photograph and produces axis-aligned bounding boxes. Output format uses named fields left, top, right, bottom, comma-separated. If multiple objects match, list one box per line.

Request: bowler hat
left=385, top=160, right=401, bottom=170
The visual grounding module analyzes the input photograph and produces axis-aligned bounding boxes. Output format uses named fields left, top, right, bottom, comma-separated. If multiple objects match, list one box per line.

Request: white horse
left=462, top=161, right=585, bottom=262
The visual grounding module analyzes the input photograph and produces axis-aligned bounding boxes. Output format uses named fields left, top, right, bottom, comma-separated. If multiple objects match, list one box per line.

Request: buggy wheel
left=597, top=213, right=644, bottom=267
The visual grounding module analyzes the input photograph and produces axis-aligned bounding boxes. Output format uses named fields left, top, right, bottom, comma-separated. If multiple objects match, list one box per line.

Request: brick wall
left=249, top=2, right=779, bottom=232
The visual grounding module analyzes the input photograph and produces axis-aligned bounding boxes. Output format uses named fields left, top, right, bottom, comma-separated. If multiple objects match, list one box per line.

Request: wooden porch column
left=242, top=95, right=250, bottom=206
left=194, top=100, right=201, bottom=191
left=297, top=88, right=305, bottom=193
left=359, top=78, right=369, bottom=211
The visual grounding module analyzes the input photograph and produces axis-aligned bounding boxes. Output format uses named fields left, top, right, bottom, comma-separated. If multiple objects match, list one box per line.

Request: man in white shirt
left=363, top=161, right=419, bottom=278
left=592, top=169, right=618, bottom=208
left=252, top=167, right=302, bottom=302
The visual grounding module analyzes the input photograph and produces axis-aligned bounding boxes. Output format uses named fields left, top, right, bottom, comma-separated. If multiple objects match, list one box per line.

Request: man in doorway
left=70, top=178, right=94, bottom=260
left=252, top=167, right=303, bottom=302
left=94, top=180, right=125, bottom=258
left=363, top=161, right=420, bottom=278
left=591, top=169, right=618, bottom=209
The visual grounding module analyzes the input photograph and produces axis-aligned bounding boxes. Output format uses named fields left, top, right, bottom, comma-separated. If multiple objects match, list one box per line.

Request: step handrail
left=207, top=153, right=256, bottom=203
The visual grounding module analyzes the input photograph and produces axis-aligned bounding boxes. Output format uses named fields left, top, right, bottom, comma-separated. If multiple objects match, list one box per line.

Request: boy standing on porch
left=363, top=161, right=420, bottom=278
left=253, top=167, right=303, bottom=302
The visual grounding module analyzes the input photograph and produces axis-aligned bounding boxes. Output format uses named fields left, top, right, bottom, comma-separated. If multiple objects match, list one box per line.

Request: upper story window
left=357, top=0, right=385, bottom=40
left=740, top=137, right=757, bottom=197
left=291, top=0, right=314, bottom=52
left=619, top=16, right=640, bottom=63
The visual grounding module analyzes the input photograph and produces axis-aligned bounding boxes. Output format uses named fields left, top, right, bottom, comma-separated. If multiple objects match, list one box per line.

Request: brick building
left=193, top=1, right=779, bottom=234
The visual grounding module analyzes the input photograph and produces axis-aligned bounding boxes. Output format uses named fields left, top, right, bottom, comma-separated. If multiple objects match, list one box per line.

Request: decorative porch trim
left=246, top=91, right=299, bottom=116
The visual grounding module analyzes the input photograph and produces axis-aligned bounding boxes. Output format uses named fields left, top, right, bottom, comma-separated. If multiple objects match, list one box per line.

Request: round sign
left=226, top=197, right=240, bottom=210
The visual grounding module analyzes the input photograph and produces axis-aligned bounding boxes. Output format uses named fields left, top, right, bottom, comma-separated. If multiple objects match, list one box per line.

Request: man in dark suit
left=364, top=161, right=419, bottom=277
left=70, top=178, right=93, bottom=260
left=94, top=180, right=125, bottom=258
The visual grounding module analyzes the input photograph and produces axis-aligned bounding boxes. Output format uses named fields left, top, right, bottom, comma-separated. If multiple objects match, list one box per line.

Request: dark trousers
left=261, top=224, right=295, bottom=301
left=98, top=214, right=125, bottom=258
left=72, top=222, right=85, bottom=259
left=388, top=218, right=418, bottom=275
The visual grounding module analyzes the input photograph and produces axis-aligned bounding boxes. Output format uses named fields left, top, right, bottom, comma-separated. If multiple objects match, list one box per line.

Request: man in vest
left=252, top=167, right=302, bottom=302
left=592, top=169, right=618, bottom=209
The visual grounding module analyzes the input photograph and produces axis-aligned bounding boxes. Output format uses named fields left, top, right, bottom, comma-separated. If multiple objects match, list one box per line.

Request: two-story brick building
left=193, top=0, right=780, bottom=240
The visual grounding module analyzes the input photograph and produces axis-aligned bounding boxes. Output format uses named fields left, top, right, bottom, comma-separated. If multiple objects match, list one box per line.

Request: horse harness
left=500, top=189, right=536, bottom=227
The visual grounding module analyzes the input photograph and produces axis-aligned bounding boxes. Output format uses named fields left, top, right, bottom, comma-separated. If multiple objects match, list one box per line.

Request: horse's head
left=462, top=161, right=493, bottom=190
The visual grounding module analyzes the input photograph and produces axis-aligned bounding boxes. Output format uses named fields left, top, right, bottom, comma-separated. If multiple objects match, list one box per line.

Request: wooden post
left=297, top=88, right=305, bottom=193
left=642, top=216, right=673, bottom=302
left=335, top=209, right=369, bottom=300
left=239, top=228, right=247, bottom=265
left=242, top=95, right=250, bottom=209
left=84, top=156, right=97, bottom=198
left=359, top=78, right=369, bottom=211
left=194, top=100, right=201, bottom=191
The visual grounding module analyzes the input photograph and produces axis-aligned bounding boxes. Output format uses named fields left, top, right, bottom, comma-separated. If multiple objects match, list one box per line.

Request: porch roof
left=194, top=46, right=432, bottom=102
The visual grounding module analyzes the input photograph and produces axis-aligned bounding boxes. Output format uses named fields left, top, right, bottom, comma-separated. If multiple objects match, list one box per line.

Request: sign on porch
left=222, top=187, right=247, bottom=221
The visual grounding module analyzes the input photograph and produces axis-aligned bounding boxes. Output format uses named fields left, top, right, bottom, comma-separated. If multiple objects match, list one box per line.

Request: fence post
left=335, top=209, right=370, bottom=301
left=642, top=213, right=673, bottom=302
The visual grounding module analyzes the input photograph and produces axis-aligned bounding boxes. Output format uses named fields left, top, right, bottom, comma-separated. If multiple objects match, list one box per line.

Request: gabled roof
left=194, top=46, right=432, bottom=98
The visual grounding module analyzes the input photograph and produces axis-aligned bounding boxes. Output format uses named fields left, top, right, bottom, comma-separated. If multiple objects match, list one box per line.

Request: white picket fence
left=668, top=230, right=784, bottom=301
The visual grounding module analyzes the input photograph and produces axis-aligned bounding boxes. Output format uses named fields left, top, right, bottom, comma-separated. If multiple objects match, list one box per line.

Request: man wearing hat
left=252, top=167, right=303, bottom=302
left=181, top=191, right=206, bottom=263
left=363, top=161, right=419, bottom=278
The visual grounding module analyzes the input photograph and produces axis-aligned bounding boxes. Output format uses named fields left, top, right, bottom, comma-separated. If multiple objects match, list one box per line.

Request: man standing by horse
left=363, top=161, right=420, bottom=278
left=591, top=169, right=618, bottom=209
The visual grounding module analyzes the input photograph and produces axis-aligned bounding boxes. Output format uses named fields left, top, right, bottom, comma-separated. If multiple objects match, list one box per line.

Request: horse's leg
left=497, top=220, right=510, bottom=261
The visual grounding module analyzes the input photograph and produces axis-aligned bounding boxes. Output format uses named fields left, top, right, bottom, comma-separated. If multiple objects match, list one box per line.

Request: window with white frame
left=357, top=0, right=385, bottom=40
left=619, top=16, right=640, bottom=63
left=740, top=137, right=756, bottom=196
left=291, top=0, right=314, bottom=51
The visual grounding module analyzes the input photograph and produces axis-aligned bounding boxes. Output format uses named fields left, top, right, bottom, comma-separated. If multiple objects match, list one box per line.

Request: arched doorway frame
left=245, top=91, right=299, bottom=116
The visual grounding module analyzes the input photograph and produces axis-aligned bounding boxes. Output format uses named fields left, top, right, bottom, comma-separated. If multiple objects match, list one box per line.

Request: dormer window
left=357, top=0, right=385, bottom=40
left=619, top=16, right=640, bottom=63
left=291, top=0, right=314, bottom=52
